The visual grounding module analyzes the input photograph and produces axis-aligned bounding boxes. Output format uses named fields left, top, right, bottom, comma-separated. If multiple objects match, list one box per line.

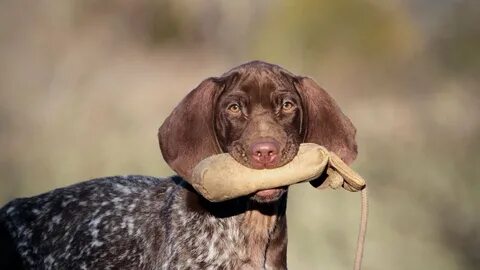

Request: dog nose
left=249, top=140, right=280, bottom=169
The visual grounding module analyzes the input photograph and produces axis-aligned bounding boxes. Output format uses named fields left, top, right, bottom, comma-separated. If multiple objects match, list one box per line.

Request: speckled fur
left=0, top=175, right=287, bottom=269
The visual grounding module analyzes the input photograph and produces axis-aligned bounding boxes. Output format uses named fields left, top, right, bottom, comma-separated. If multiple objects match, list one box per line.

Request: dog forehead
left=234, top=72, right=288, bottom=107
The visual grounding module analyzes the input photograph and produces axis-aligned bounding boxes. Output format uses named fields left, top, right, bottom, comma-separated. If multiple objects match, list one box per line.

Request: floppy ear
left=159, top=77, right=226, bottom=181
left=294, top=77, right=358, bottom=164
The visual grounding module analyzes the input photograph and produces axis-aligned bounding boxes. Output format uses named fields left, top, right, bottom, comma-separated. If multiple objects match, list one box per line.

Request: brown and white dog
left=0, top=61, right=357, bottom=269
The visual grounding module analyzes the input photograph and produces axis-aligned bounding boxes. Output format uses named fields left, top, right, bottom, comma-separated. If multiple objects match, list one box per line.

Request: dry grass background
left=0, top=0, right=479, bottom=269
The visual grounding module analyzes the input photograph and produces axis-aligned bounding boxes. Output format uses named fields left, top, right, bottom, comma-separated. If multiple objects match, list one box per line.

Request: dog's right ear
left=294, top=77, right=358, bottom=165
left=158, top=74, right=237, bottom=181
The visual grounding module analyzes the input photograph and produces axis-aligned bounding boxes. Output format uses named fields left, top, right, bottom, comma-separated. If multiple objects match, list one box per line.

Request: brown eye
left=227, top=103, right=241, bottom=114
left=282, top=101, right=295, bottom=112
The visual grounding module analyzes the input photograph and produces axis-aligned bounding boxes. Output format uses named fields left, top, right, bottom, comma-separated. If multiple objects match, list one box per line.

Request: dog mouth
left=256, top=188, right=281, bottom=197
left=252, top=187, right=286, bottom=202
left=227, top=137, right=298, bottom=202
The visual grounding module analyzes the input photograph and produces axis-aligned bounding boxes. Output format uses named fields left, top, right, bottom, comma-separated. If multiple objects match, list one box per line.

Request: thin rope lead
left=354, top=187, right=368, bottom=270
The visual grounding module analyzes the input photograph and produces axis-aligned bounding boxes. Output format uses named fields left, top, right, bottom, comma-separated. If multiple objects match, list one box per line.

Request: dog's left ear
left=294, top=77, right=358, bottom=164
left=159, top=73, right=238, bottom=181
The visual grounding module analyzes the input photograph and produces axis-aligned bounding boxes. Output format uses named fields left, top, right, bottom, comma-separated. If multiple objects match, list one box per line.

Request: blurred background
left=0, top=0, right=479, bottom=269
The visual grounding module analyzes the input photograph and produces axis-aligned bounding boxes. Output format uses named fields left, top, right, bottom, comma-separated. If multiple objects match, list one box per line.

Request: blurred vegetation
left=0, top=0, right=478, bottom=269
left=432, top=0, right=480, bottom=76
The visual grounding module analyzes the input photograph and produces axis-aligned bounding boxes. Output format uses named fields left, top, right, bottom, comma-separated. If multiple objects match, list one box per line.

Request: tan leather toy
left=191, top=143, right=366, bottom=202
